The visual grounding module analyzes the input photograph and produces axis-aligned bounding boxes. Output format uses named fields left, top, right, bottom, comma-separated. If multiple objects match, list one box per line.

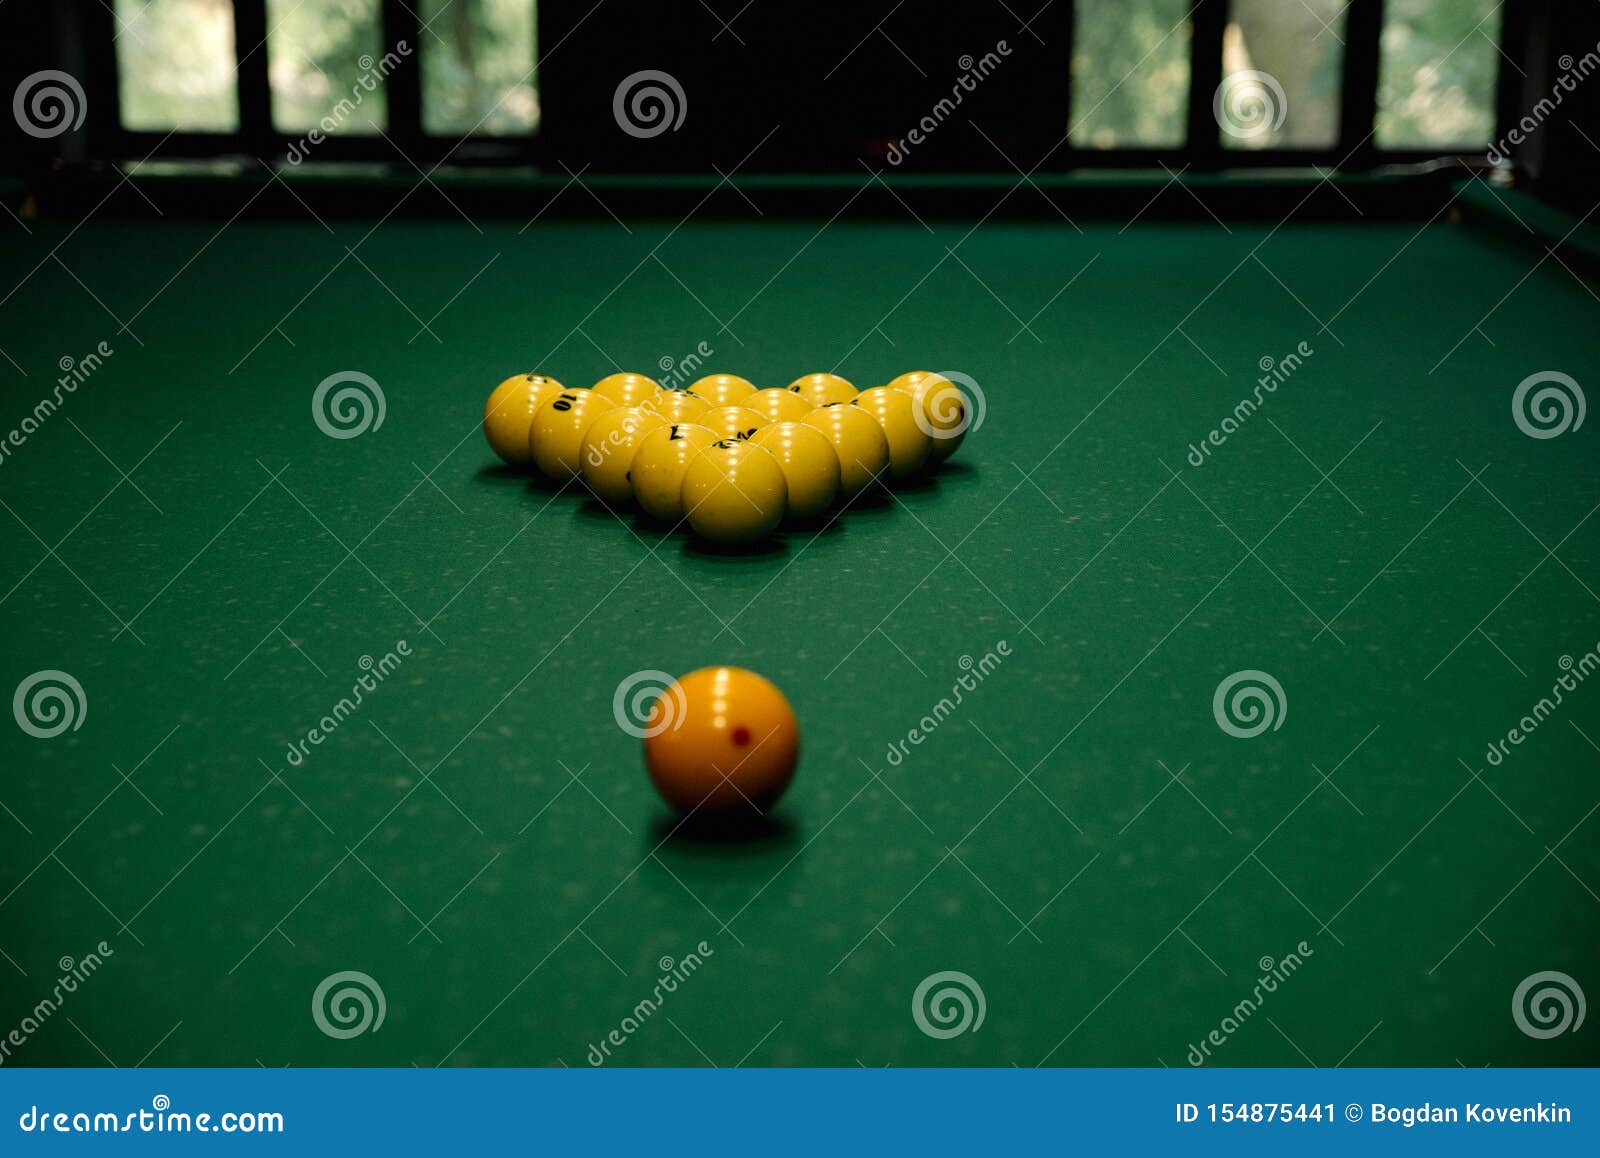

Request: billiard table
left=1, top=167, right=1596, bottom=1068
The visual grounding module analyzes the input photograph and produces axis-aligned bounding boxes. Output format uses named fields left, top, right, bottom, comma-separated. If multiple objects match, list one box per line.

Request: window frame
left=87, top=0, right=1521, bottom=171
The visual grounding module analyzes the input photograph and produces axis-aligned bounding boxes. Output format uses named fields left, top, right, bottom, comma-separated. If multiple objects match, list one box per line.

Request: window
left=420, top=0, right=540, bottom=135
left=1220, top=0, right=1346, bottom=149
left=114, top=0, right=240, bottom=131
left=267, top=0, right=387, bottom=134
left=1071, top=0, right=1193, bottom=148
left=1377, top=0, right=1501, bottom=146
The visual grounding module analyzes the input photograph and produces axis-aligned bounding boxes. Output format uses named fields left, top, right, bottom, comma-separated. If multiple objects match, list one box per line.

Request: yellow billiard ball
left=483, top=373, right=565, bottom=467
left=641, top=389, right=711, bottom=424
left=592, top=372, right=663, bottom=409
left=749, top=421, right=840, bottom=520
left=530, top=390, right=617, bottom=481
left=801, top=403, right=889, bottom=496
left=630, top=422, right=720, bottom=522
left=891, top=371, right=968, bottom=461
left=580, top=406, right=668, bottom=505
left=680, top=440, right=788, bottom=543
left=852, top=386, right=932, bottom=479
left=700, top=405, right=767, bottom=442
left=787, top=372, right=857, bottom=408
left=643, top=666, right=799, bottom=815
left=688, top=373, right=757, bottom=407
left=886, top=370, right=937, bottom=394
left=746, top=387, right=814, bottom=424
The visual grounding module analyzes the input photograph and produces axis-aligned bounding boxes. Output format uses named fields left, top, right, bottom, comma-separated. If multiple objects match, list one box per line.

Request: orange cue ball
left=643, top=666, right=799, bottom=815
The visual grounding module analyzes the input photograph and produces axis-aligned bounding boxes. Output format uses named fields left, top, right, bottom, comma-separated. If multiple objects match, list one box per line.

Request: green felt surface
left=1, top=209, right=1596, bottom=1068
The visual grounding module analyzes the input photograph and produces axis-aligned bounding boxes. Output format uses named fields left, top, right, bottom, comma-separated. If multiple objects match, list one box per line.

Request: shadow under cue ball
left=643, top=666, right=799, bottom=815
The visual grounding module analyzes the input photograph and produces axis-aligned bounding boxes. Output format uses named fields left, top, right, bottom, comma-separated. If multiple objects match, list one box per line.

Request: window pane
left=267, top=0, right=387, bottom=134
left=115, top=0, right=239, bottom=131
left=421, top=0, right=539, bottom=135
left=1220, top=0, right=1345, bottom=149
left=1377, top=0, right=1500, bottom=147
left=1071, top=0, right=1192, bottom=148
